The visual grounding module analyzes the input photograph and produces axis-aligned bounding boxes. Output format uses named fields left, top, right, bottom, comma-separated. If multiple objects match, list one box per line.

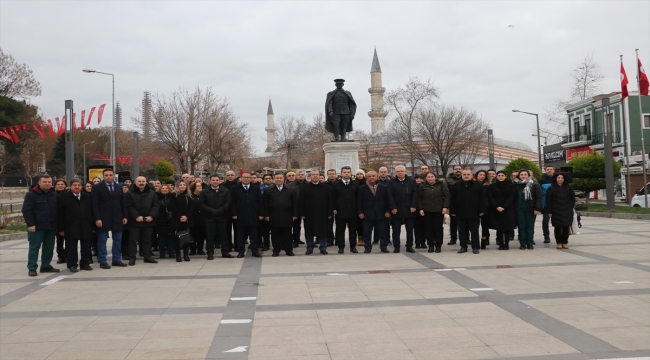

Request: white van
left=630, top=182, right=650, bottom=208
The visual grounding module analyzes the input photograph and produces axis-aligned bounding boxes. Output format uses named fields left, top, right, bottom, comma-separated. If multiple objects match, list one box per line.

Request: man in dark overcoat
left=450, top=169, right=487, bottom=254
left=387, top=165, right=418, bottom=253
left=357, top=171, right=391, bottom=253
left=299, top=170, right=333, bottom=255
left=230, top=172, right=263, bottom=258
left=57, top=179, right=94, bottom=272
left=91, top=168, right=128, bottom=269
left=126, top=176, right=160, bottom=265
left=263, top=173, right=299, bottom=256
left=332, top=166, right=359, bottom=254
left=199, top=175, right=234, bottom=260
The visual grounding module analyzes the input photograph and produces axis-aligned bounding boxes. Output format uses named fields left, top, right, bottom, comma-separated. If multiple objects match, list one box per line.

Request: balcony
left=561, top=132, right=620, bottom=148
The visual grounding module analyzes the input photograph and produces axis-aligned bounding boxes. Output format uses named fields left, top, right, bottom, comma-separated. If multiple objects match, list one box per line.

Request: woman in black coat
left=156, top=184, right=176, bottom=258
left=487, top=171, right=516, bottom=250
left=84, top=181, right=98, bottom=262
left=189, top=182, right=206, bottom=255
left=171, top=181, right=194, bottom=262
left=545, top=173, right=576, bottom=249
left=475, top=170, right=492, bottom=249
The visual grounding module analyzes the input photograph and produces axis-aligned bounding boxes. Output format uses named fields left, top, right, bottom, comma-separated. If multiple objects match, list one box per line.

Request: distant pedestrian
left=545, top=173, right=575, bottom=249
left=22, top=175, right=59, bottom=276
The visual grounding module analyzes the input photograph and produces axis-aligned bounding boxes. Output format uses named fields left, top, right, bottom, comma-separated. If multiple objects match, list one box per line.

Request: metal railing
left=561, top=132, right=620, bottom=145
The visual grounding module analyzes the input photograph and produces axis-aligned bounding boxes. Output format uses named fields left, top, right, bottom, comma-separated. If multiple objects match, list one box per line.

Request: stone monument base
left=323, top=141, right=360, bottom=175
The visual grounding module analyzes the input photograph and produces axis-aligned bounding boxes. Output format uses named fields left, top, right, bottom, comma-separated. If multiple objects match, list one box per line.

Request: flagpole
left=636, top=49, right=648, bottom=207
left=621, top=55, right=632, bottom=203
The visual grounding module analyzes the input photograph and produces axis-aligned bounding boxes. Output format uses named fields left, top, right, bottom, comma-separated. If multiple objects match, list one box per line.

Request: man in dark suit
left=263, top=173, right=299, bottom=256
left=332, top=166, right=359, bottom=254
left=57, top=179, right=94, bottom=272
left=91, top=169, right=128, bottom=269
left=230, top=172, right=263, bottom=258
left=286, top=170, right=307, bottom=248
left=199, top=175, right=234, bottom=260
left=387, top=165, right=418, bottom=253
left=299, top=170, right=333, bottom=255
left=450, top=168, right=487, bottom=254
left=357, top=171, right=391, bottom=253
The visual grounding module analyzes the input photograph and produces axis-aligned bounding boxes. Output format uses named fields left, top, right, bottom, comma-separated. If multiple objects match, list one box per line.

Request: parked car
left=630, top=183, right=650, bottom=208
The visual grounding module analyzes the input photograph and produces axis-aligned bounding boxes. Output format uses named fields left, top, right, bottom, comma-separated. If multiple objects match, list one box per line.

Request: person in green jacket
left=417, top=172, right=450, bottom=253
left=513, top=169, right=542, bottom=249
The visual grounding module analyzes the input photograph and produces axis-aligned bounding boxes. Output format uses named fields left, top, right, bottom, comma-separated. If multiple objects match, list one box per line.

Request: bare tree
left=303, top=113, right=330, bottom=168
left=385, top=77, right=439, bottom=175
left=0, top=48, right=42, bottom=99
left=202, top=100, right=252, bottom=172
left=275, top=115, right=308, bottom=169
left=544, top=52, right=604, bottom=142
left=151, top=87, right=220, bottom=172
left=415, top=104, right=489, bottom=177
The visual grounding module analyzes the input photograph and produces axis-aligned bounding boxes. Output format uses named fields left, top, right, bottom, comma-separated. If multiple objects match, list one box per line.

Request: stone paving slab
left=0, top=216, right=648, bottom=359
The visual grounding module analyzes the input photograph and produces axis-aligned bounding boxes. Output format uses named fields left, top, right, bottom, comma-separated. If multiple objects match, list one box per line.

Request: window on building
left=584, top=114, right=592, bottom=138
left=644, top=114, right=650, bottom=129
left=573, top=118, right=580, bottom=140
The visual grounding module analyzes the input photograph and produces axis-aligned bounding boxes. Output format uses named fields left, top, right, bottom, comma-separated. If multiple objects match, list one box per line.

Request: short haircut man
left=23, top=175, right=60, bottom=276
left=92, top=167, right=129, bottom=269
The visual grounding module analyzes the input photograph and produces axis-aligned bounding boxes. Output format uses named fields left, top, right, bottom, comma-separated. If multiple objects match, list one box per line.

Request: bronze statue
left=325, top=79, right=357, bottom=142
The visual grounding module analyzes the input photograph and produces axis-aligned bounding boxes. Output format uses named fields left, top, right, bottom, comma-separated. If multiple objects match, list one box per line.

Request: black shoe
left=112, top=261, right=127, bottom=267
left=505, top=243, right=510, bottom=250
left=298, top=240, right=305, bottom=244
left=88, top=258, right=94, bottom=264
left=176, top=254, right=182, bottom=262
left=197, top=250, right=206, bottom=255
left=544, top=238, right=551, bottom=243
left=393, top=248, right=400, bottom=253
left=272, top=252, right=280, bottom=257
left=80, top=265, right=93, bottom=271
left=473, top=249, right=480, bottom=254
left=40, top=266, right=61, bottom=273
left=252, top=253, right=262, bottom=258
left=160, top=253, right=166, bottom=259
left=415, top=245, right=421, bottom=249
left=406, top=247, right=415, bottom=253
left=68, top=267, right=78, bottom=272
left=434, top=246, right=441, bottom=253
left=286, top=251, right=295, bottom=256
left=372, top=240, right=379, bottom=245
left=381, top=248, right=389, bottom=253
left=122, top=255, right=130, bottom=261
left=480, top=240, right=487, bottom=250
left=520, top=245, right=526, bottom=250
left=527, top=244, right=534, bottom=250
left=183, top=252, right=190, bottom=262
left=129, top=258, right=135, bottom=266
left=350, top=247, right=358, bottom=253
left=428, top=246, right=434, bottom=253
left=189, top=250, right=196, bottom=256
left=305, top=250, right=313, bottom=255
left=207, top=253, right=214, bottom=260
left=338, top=248, right=344, bottom=254
left=532, top=241, right=536, bottom=245
left=364, top=249, right=371, bottom=253
left=448, top=240, right=457, bottom=245
left=28, top=270, right=37, bottom=276
left=100, top=263, right=111, bottom=269
left=57, top=258, right=66, bottom=264
left=457, top=248, right=467, bottom=254
left=237, top=253, right=245, bottom=258
left=222, top=253, right=234, bottom=258
left=262, top=246, right=270, bottom=251
left=320, top=250, right=328, bottom=255
left=498, top=244, right=505, bottom=250
left=143, top=258, right=158, bottom=263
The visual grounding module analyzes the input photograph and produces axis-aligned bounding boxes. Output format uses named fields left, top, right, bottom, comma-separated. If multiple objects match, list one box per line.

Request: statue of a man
left=325, top=79, right=357, bottom=142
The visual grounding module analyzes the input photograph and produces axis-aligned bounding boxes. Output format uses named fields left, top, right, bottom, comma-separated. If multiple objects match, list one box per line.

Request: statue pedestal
left=323, top=142, right=360, bottom=174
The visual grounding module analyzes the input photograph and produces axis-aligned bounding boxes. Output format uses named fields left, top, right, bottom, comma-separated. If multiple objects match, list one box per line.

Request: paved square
left=1, top=217, right=649, bottom=359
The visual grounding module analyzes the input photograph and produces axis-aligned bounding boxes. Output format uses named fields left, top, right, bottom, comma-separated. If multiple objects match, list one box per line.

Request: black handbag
left=176, top=229, right=193, bottom=246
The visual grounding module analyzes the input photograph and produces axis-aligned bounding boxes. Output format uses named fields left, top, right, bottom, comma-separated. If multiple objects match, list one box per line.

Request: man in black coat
left=22, top=175, right=59, bottom=277
left=357, top=171, right=391, bottom=253
left=57, top=179, right=94, bottom=272
left=125, top=176, right=160, bottom=265
left=299, top=170, right=333, bottom=255
left=387, top=166, right=418, bottom=253
left=287, top=170, right=308, bottom=248
left=199, top=175, right=234, bottom=260
left=450, top=169, right=487, bottom=254
left=263, top=173, right=299, bottom=256
left=446, top=165, right=463, bottom=245
left=222, top=170, right=239, bottom=252
left=230, top=172, right=263, bottom=258
left=332, top=166, right=359, bottom=254
left=91, top=169, right=128, bottom=269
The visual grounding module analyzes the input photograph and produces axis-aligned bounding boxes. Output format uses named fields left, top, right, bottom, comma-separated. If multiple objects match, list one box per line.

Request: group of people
left=22, top=164, right=576, bottom=276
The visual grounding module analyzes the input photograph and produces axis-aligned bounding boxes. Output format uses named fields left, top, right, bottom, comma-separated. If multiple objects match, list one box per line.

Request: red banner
left=567, top=146, right=593, bottom=161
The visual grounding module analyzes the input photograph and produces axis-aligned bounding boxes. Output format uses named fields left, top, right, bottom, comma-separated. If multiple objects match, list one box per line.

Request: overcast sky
left=2, top=1, right=649, bottom=154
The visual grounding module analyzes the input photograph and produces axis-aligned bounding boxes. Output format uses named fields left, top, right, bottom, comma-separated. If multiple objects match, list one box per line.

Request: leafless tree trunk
left=202, top=99, right=251, bottom=172
left=303, top=113, right=330, bottom=168
left=0, top=48, right=42, bottom=99
left=275, top=115, right=308, bottom=169
left=385, top=77, right=439, bottom=175
left=414, top=104, right=489, bottom=177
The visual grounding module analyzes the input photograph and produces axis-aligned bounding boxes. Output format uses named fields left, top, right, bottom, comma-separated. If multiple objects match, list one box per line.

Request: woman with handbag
left=171, top=181, right=194, bottom=262
left=545, top=173, right=576, bottom=249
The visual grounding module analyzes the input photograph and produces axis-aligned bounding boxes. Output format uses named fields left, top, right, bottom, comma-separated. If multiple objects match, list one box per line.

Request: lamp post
left=83, top=69, right=115, bottom=167
left=83, top=141, right=95, bottom=182
left=532, top=134, right=548, bottom=146
left=513, top=109, right=542, bottom=169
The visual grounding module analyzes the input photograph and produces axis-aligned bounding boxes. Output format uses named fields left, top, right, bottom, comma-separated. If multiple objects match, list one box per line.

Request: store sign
left=544, top=150, right=566, bottom=163
left=566, top=146, right=593, bottom=161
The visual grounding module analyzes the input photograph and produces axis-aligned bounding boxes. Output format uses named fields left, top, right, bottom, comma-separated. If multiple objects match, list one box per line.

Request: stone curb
left=581, top=211, right=650, bottom=221
left=0, top=232, right=27, bottom=242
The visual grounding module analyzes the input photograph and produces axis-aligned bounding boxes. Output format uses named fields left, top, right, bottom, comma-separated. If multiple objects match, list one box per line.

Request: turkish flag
left=639, top=58, right=649, bottom=96
left=621, top=62, right=629, bottom=100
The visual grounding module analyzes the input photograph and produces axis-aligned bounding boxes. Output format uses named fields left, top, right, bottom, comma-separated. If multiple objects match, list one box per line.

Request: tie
left=77, top=194, right=81, bottom=201
left=244, top=186, right=249, bottom=191
left=278, top=186, right=282, bottom=192
left=109, top=184, right=114, bottom=196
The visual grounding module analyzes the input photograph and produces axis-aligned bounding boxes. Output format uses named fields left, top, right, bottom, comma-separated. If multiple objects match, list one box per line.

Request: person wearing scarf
left=487, top=171, right=516, bottom=250
left=513, top=169, right=542, bottom=250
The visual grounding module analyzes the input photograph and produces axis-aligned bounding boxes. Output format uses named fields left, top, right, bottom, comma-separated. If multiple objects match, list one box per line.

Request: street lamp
left=513, top=109, right=542, bottom=169
left=532, top=134, right=547, bottom=146
left=83, top=69, right=115, bottom=167
left=83, top=141, right=95, bottom=182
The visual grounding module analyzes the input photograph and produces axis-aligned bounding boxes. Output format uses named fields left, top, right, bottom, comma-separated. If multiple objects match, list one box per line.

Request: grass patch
left=582, top=203, right=650, bottom=214
left=0, top=224, right=27, bottom=234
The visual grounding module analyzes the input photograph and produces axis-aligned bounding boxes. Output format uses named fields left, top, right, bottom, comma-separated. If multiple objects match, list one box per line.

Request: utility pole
left=602, top=98, right=615, bottom=211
